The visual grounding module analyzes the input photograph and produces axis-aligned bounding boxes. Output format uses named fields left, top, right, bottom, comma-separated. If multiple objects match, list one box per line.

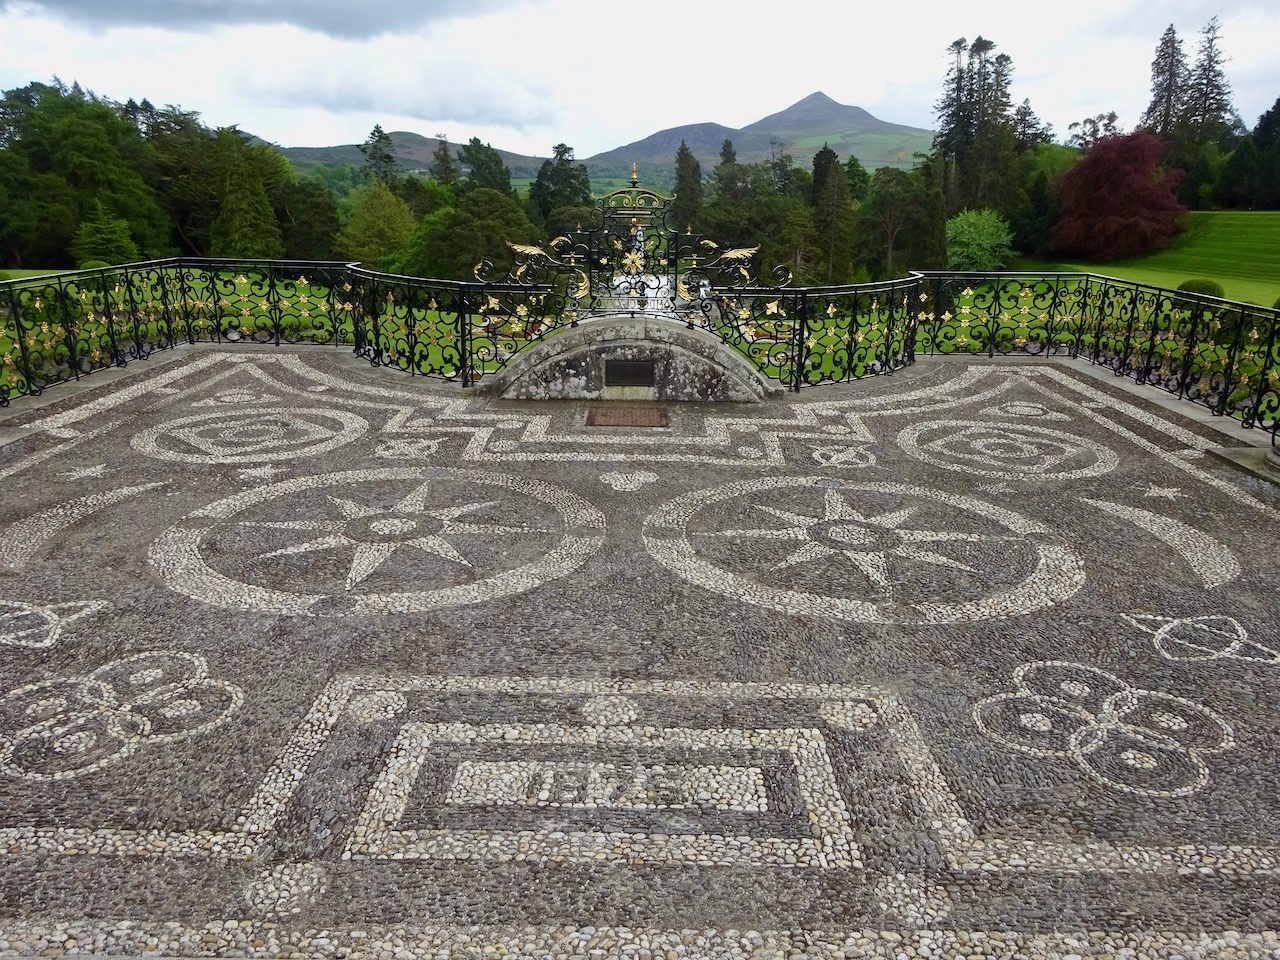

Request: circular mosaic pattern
left=896, top=420, right=1118, bottom=479
left=974, top=661, right=1235, bottom=798
left=132, top=407, right=368, bottom=464
left=642, top=478, right=1084, bottom=625
left=148, top=467, right=605, bottom=617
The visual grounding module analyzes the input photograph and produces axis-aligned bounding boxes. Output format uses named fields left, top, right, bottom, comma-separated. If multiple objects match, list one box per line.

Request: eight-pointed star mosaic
left=0, top=349, right=1277, bottom=959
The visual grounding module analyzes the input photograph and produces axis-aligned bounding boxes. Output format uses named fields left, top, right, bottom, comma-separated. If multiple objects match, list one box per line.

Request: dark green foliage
left=1177, top=278, right=1226, bottom=298
left=843, top=156, right=869, bottom=202
left=429, top=133, right=461, bottom=187
left=670, top=140, right=702, bottom=231
left=1177, top=142, right=1224, bottom=209
left=931, top=36, right=1043, bottom=217
left=459, top=138, right=513, bottom=196
left=710, top=139, right=742, bottom=203
left=395, top=175, right=455, bottom=219
left=1184, top=17, right=1238, bottom=147
left=273, top=179, right=338, bottom=260
left=335, top=179, right=413, bottom=268
left=359, top=124, right=398, bottom=185
left=0, top=80, right=170, bottom=264
left=71, top=199, right=138, bottom=266
left=1141, top=24, right=1190, bottom=138
left=1250, top=97, right=1280, bottom=209
left=529, top=144, right=591, bottom=226
left=545, top=204, right=592, bottom=239
left=395, top=187, right=538, bottom=281
left=209, top=129, right=284, bottom=259
left=1213, top=137, right=1258, bottom=208
left=857, top=165, right=945, bottom=276
left=811, top=145, right=857, bottom=283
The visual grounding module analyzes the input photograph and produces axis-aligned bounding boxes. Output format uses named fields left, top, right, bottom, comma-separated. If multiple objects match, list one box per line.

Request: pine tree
left=710, top=138, right=741, bottom=201
left=934, top=38, right=969, bottom=160
left=1184, top=17, right=1237, bottom=146
left=209, top=129, right=283, bottom=259
left=1011, top=99, right=1051, bottom=148
left=1140, top=24, right=1190, bottom=138
left=458, top=138, right=512, bottom=196
left=810, top=143, right=840, bottom=206
left=843, top=156, right=870, bottom=202
left=429, top=133, right=460, bottom=187
left=70, top=199, right=138, bottom=266
left=529, top=143, right=591, bottom=224
left=671, top=140, right=702, bottom=230
left=359, top=124, right=398, bottom=185
left=335, top=178, right=414, bottom=268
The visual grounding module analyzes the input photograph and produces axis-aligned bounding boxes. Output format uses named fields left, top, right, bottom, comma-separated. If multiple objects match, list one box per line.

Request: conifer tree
left=359, top=124, right=398, bottom=185
left=209, top=129, right=283, bottom=259
left=429, top=133, right=460, bottom=187
left=1140, top=24, right=1190, bottom=138
left=670, top=140, right=702, bottom=230
left=1184, top=17, right=1238, bottom=146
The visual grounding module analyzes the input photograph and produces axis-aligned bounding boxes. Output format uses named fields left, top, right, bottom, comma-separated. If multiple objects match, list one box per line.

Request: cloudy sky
left=1, top=0, right=1276, bottom=158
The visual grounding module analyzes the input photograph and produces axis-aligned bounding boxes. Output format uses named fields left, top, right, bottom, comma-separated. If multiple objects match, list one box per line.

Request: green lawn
left=1018, top=211, right=1280, bottom=308
left=0, top=269, right=66, bottom=281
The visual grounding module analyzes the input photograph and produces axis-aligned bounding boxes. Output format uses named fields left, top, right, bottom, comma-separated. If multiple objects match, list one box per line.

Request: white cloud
left=0, top=0, right=1276, bottom=158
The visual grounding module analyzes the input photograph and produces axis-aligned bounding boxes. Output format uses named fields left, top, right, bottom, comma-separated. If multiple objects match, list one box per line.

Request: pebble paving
left=0, top=347, right=1278, bottom=958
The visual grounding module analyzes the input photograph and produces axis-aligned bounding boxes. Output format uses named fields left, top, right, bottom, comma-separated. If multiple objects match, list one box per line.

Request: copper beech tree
left=1053, top=132, right=1186, bottom=261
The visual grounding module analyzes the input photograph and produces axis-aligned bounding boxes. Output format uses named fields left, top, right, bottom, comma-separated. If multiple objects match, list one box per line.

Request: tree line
left=1, top=17, right=1275, bottom=281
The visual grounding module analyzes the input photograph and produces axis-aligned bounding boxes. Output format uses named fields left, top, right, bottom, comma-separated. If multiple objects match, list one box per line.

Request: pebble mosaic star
left=0, top=350, right=1278, bottom=959
left=246, top=485, right=537, bottom=590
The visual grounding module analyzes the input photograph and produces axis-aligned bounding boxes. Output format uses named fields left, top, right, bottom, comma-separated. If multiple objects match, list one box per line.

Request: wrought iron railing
left=2, top=260, right=1277, bottom=442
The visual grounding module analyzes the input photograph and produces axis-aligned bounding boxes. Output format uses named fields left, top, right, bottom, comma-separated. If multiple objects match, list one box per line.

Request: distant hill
left=275, top=92, right=934, bottom=189
left=279, top=132, right=549, bottom=181
left=584, top=92, right=934, bottom=186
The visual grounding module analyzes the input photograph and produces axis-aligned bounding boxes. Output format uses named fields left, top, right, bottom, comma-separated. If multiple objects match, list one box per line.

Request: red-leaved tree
left=1053, top=132, right=1186, bottom=261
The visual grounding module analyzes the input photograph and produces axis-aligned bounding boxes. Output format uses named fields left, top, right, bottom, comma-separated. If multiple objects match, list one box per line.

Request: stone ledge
left=475, top=315, right=788, bottom=403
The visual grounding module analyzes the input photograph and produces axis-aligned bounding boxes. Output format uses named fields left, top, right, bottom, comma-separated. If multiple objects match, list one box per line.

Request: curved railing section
left=2, top=260, right=1276, bottom=442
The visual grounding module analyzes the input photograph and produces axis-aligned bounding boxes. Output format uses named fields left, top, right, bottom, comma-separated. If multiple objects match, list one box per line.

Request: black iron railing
left=2, top=260, right=1277, bottom=442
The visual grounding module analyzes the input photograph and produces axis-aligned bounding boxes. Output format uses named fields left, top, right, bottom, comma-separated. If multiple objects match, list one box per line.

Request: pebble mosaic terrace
left=0, top=348, right=1278, bottom=959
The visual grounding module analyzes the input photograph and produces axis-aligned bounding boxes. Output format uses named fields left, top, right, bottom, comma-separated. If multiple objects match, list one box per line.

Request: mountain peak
left=797, top=91, right=839, bottom=105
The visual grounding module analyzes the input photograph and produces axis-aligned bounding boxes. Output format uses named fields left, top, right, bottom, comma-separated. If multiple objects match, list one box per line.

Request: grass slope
left=1019, top=211, right=1280, bottom=307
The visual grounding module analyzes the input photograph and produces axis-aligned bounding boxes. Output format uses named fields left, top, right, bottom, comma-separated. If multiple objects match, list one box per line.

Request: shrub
left=945, top=208, right=1017, bottom=272
left=77, top=260, right=109, bottom=271
left=1273, top=295, right=1280, bottom=310
left=1177, top=278, right=1226, bottom=299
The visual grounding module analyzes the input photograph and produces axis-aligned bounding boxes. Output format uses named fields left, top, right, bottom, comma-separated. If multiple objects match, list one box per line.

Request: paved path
left=0, top=350, right=1278, bottom=958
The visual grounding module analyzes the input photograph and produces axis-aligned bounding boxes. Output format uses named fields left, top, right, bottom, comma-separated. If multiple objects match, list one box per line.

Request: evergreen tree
left=1212, top=137, right=1258, bottom=208
left=1140, top=24, right=1191, bottom=138
left=209, top=129, right=283, bottom=259
left=670, top=140, right=702, bottom=230
left=1253, top=97, right=1280, bottom=209
left=934, top=38, right=970, bottom=161
left=812, top=154, right=857, bottom=283
left=1011, top=100, right=1052, bottom=149
left=395, top=187, right=538, bottom=281
left=335, top=178, right=414, bottom=268
left=529, top=143, right=591, bottom=224
left=1184, top=17, right=1237, bottom=146
left=359, top=124, right=398, bottom=185
left=429, top=133, right=460, bottom=187
left=843, top=156, right=870, bottom=202
left=458, top=137, right=512, bottom=196
left=710, top=138, right=742, bottom=202
left=810, top=143, right=841, bottom=206
left=273, top=178, right=339, bottom=259
left=70, top=199, right=138, bottom=266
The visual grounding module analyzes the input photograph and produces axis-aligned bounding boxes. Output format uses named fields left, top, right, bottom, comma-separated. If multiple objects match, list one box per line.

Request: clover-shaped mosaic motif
left=0, top=651, right=243, bottom=780
left=973, top=661, right=1234, bottom=798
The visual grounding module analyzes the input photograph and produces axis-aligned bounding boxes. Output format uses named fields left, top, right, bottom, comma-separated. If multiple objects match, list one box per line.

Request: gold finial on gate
left=630, top=163, right=639, bottom=187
